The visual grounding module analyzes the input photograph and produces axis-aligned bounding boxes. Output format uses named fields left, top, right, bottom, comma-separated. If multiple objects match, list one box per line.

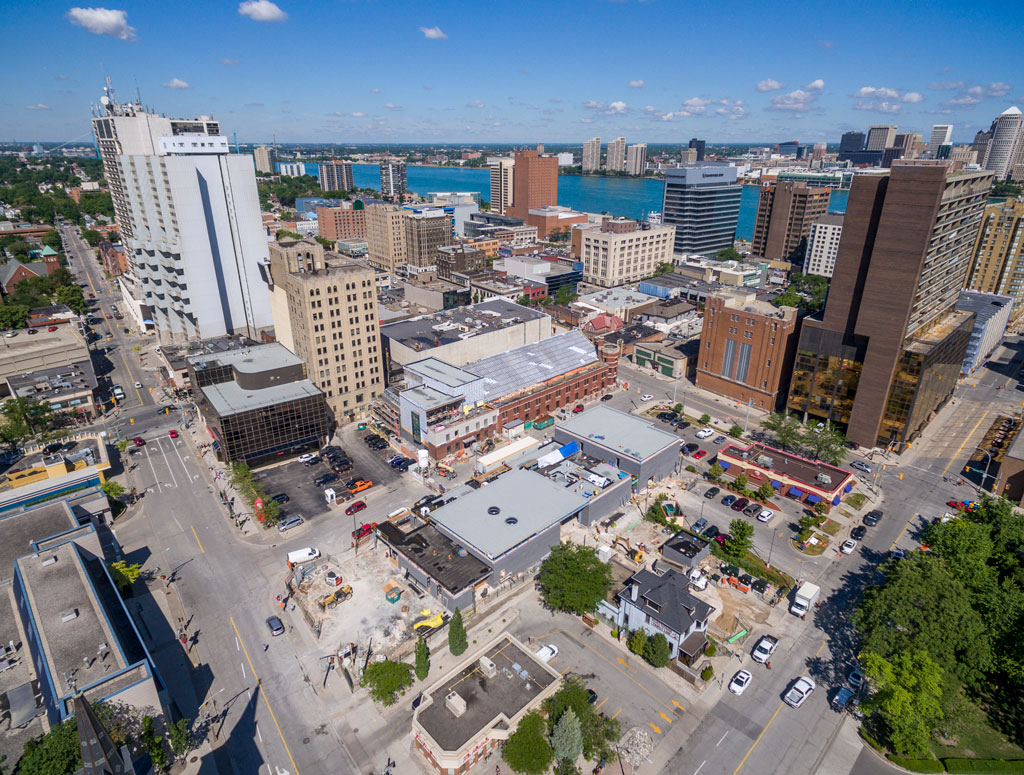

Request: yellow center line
left=940, top=410, right=989, bottom=477
left=230, top=616, right=300, bottom=774
left=190, top=524, right=205, bottom=554
left=733, top=638, right=829, bottom=775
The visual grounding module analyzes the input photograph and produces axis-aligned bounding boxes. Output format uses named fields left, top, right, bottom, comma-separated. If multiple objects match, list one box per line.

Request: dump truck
left=317, top=585, right=353, bottom=611
left=790, top=581, right=820, bottom=617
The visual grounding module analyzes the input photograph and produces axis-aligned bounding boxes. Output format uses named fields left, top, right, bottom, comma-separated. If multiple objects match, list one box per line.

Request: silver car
left=784, top=676, right=816, bottom=707
left=277, top=515, right=304, bottom=532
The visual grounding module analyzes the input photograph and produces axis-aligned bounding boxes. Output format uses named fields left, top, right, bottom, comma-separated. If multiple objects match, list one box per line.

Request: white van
left=535, top=644, right=559, bottom=663
left=287, top=547, right=320, bottom=566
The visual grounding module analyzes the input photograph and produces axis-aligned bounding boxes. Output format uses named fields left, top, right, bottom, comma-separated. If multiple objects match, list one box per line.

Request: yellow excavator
left=317, top=585, right=353, bottom=611
left=614, top=535, right=644, bottom=564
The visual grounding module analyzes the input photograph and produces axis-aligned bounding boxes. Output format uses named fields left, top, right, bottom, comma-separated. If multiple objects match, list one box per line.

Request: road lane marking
left=146, top=448, right=162, bottom=492
left=717, top=731, right=728, bottom=746
left=158, top=439, right=179, bottom=488
left=236, top=637, right=241, bottom=651
left=230, top=616, right=301, bottom=775
left=650, top=722, right=662, bottom=734
left=255, top=722, right=263, bottom=743
left=695, top=761, right=707, bottom=775
left=191, top=525, right=205, bottom=554
left=121, top=349, right=144, bottom=404
left=658, top=711, right=673, bottom=724
left=733, top=638, right=828, bottom=775
left=241, top=661, right=246, bottom=679
left=940, top=410, right=988, bottom=477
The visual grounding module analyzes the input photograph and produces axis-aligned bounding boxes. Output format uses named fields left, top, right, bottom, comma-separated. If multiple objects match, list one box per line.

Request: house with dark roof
left=602, top=568, right=714, bottom=665
left=0, top=259, right=51, bottom=296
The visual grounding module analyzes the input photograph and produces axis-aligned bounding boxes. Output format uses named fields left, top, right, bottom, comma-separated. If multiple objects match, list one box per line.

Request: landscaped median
left=885, top=757, right=1024, bottom=774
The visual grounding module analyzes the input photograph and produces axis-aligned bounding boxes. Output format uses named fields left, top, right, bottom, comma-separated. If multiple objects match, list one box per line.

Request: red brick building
left=508, top=150, right=558, bottom=219
left=317, top=205, right=367, bottom=241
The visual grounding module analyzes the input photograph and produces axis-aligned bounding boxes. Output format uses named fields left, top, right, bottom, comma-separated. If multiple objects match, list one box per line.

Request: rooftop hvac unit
left=479, top=656, right=497, bottom=677
left=816, top=473, right=832, bottom=485
left=755, top=455, right=774, bottom=469
left=60, top=609, right=78, bottom=623
left=41, top=555, right=58, bottom=567
left=445, top=690, right=467, bottom=717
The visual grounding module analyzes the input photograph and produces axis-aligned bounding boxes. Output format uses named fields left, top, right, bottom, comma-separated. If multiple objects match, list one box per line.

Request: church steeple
left=73, top=693, right=135, bottom=775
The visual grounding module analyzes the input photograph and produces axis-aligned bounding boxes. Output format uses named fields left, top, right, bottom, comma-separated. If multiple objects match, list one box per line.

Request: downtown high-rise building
left=605, top=137, right=626, bottom=172
left=253, top=145, right=275, bottom=174
left=318, top=160, right=354, bottom=192
left=489, top=158, right=515, bottom=215
left=983, top=106, right=1024, bottom=180
left=380, top=161, right=408, bottom=199
left=966, top=200, right=1024, bottom=323
left=688, top=138, right=706, bottom=162
left=865, top=125, right=898, bottom=152
left=839, top=131, right=865, bottom=154
left=927, top=125, right=953, bottom=156
left=625, top=143, right=647, bottom=176
left=661, top=164, right=742, bottom=256
left=507, top=149, right=558, bottom=219
left=787, top=162, right=994, bottom=449
left=583, top=138, right=601, bottom=172
left=751, top=181, right=831, bottom=263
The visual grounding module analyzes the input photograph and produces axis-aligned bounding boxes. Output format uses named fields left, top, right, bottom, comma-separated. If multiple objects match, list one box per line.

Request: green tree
left=537, top=543, right=613, bottom=614
left=360, top=660, right=415, bottom=705
left=699, top=413, right=711, bottom=425
left=551, top=707, right=584, bottom=762
left=0, top=397, right=53, bottom=449
left=108, top=560, right=141, bottom=592
left=714, top=247, right=741, bottom=261
left=100, top=480, right=126, bottom=500
left=627, top=629, right=648, bottom=656
left=729, top=424, right=743, bottom=438
left=772, top=288, right=802, bottom=308
left=554, top=285, right=580, bottom=305
left=448, top=607, right=468, bottom=656
left=0, top=303, right=29, bottom=329
left=81, top=228, right=102, bottom=247
left=516, top=295, right=534, bottom=306
left=503, top=710, right=554, bottom=775
left=734, top=472, right=748, bottom=491
left=756, top=481, right=775, bottom=502
left=707, top=462, right=724, bottom=480
left=762, top=412, right=803, bottom=451
left=672, top=403, right=684, bottom=414
left=167, top=717, right=191, bottom=756
left=861, top=650, right=944, bottom=756
left=801, top=420, right=847, bottom=465
left=643, top=632, right=672, bottom=668
left=141, top=715, right=167, bottom=771
left=544, top=679, right=621, bottom=761
left=415, top=637, right=430, bottom=681
left=724, top=519, right=754, bottom=557
left=650, top=261, right=675, bottom=277
left=114, top=439, right=130, bottom=453
left=55, top=284, right=89, bottom=314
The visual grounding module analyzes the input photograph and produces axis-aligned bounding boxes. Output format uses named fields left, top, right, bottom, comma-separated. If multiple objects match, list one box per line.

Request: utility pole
left=743, top=398, right=754, bottom=432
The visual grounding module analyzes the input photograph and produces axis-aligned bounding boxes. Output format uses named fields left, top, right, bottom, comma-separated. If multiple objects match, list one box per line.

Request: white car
left=640, top=394, right=654, bottom=402
left=729, top=669, right=752, bottom=695
left=297, top=452, right=319, bottom=464
left=850, top=460, right=872, bottom=473
left=696, top=428, right=714, bottom=440
left=757, top=509, right=775, bottom=523
left=134, top=381, right=142, bottom=389
left=751, top=635, right=778, bottom=664
left=535, top=644, right=559, bottom=663
left=840, top=538, right=858, bottom=554
left=783, top=676, right=816, bottom=707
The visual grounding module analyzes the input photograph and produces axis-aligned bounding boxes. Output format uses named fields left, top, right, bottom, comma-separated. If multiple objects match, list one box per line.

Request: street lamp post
left=743, top=398, right=754, bottom=433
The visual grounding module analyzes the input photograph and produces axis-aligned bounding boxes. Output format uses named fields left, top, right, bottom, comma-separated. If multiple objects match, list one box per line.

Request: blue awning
left=719, top=460, right=731, bottom=469
left=806, top=494, right=822, bottom=504
left=771, top=480, right=782, bottom=489
left=787, top=487, right=804, bottom=497
left=833, top=495, right=841, bottom=506
left=844, top=483, right=853, bottom=493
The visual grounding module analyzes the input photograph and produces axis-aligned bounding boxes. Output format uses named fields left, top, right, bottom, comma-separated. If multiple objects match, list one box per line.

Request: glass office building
left=661, top=164, right=742, bottom=256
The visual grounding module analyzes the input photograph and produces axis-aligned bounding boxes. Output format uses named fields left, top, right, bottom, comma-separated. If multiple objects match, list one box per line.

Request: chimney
left=630, top=583, right=638, bottom=602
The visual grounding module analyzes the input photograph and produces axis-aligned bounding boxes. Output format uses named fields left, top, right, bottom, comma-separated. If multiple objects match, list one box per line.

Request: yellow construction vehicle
left=317, top=585, right=353, bottom=611
left=613, top=535, right=645, bottom=564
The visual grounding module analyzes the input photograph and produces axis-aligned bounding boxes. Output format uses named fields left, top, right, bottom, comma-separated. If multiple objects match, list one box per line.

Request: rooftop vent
left=479, top=656, right=497, bottom=678
left=60, top=609, right=78, bottom=623
left=445, top=690, right=467, bottom=717
left=41, top=555, right=58, bottom=567
left=487, top=506, right=501, bottom=515
left=505, top=517, right=518, bottom=525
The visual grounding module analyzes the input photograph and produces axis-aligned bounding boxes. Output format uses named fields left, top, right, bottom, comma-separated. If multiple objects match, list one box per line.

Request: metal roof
left=470, top=330, right=598, bottom=400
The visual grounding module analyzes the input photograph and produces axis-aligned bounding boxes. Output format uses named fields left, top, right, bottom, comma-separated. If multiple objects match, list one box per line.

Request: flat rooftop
left=431, top=468, right=587, bottom=560
left=416, top=635, right=558, bottom=753
left=381, top=298, right=547, bottom=351
left=580, top=288, right=658, bottom=310
left=158, top=335, right=258, bottom=372
left=0, top=503, right=78, bottom=582
left=406, top=357, right=480, bottom=389
left=188, top=341, right=302, bottom=375
left=201, top=379, right=323, bottom=417
left=6, top=358, right=98, bottom=398
left=719, top=442, right=852, bottom=494
left=957, top=290, right=1013, bottom=324
left=377, top=522, right=490, bottom=594
left=400, top=384, right=461, bottom=411
left=557, top=405, right=681, bottom=462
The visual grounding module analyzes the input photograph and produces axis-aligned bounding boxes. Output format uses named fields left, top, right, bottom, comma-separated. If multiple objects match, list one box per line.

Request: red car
left=572, top=404, right=585, bottom=413
left=104, top=313, right=112, bottom=319
left=47, top=325, right=58, bottom=332
left=693, top=449, right=708, bottom=459
left=352, top=522, right=378, bottom=539
left=345, top=500, right=367, bottom=517
left=133, top=437, right=145, bottom=447
left=168, top=429, right=179, bottom=439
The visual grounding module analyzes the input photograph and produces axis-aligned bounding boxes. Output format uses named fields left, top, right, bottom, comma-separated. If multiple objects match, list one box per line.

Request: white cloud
left=606, top=100, right=627, bottom=114
left=941, top=82, right=1014, bottom=109
left=466, top=100, right=484, bottom=108
left=855, top=86, right=900, bottom=99
left=162, top=78, right=190, bottom=89
left=901, top=91, right=924, bottom=103
left=988, top=81, right=1012, bottom=96
left=767, top=89, right=816, bottom=113
left=371, top=88, right=380, bottom=93
left=418, top=25, right=447, bottom=39
left=680, top=97, right=711, bottom=116
left=56, top=74, right=68, bottom=81
left=385, top=102, right=399, bottom=110
left=578, top=117, right=595, bottom=124
left=351, top=112, right=365, bottom=117
left=628, top=80, right=645, bottom=88
left=66, top=7, right=136, bottom=40
left=853, top=100, right=902, bottom=114
left=715, top=99, right=747, bottom=119
left=582, top=100, right=604, bottom=110
left=25, top=104, right=51, bottom=111
left=237, top=0, right=287, bottom=22
left=804, top=79, right=825, bottom=91
left=756, top=78, right=784, bottom=92
left=221, top=58, right=240, bottom=65
left=929, top=79, right=965, bottom=90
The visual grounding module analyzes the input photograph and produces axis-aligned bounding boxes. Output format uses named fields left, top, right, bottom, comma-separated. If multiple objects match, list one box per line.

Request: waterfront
left=306, top=163, right=849, bottom=241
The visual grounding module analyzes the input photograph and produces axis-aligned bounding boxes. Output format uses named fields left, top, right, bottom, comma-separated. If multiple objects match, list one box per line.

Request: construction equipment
left=437, top=463, right=457, bottom=480
left=613, top=535, right=645, bottom=564
left=317, top=585, right=353, bottom=611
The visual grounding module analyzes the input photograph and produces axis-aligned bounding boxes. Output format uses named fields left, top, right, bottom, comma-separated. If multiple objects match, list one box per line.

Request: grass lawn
left=794, top=537, right=828, bottom=556
left=820, top=518, right=842, bottom=536
left=845, top=492, right=867, bottom=509
left=930, top=696, right=1024, bottom=761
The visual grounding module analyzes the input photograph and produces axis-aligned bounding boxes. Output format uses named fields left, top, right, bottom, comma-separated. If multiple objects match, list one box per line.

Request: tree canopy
left=538, top=543, right=613, bottom=614
left=861, top=650, right=945, bottom=756
left=543, top=678, right=621, bottom=761
left=724, top=518, right=754, bottom=557
left=503, top=710, right=554, bottom=774
left=360, top=660, right=414, bottom=706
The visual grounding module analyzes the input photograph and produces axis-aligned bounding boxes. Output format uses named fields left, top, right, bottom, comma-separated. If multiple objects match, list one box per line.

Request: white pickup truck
left=751, top=635, right=779, bottom=664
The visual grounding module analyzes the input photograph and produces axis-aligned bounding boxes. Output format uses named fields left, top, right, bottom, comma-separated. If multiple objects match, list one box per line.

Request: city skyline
left=3, top=0, right=1023, bottom=144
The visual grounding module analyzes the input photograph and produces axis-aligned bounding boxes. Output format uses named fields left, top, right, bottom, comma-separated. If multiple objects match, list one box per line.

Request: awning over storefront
left=719, top=460, right=731, bottom=469
left=787, top=487, right=804, bottom=497
left=833, top=495, right=842, bottom=506
left=806, top=494, right=822, bottom=504
left=771, top=480, right=782, bottom=489
left=844, top=483, right=853, bottom=493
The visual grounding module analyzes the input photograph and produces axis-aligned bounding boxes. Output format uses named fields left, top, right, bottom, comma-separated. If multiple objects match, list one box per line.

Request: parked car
left=840, top=538, right=858, bottom=554
left=784, top=676, right=816, bottom=707
left=704, top=487, right=720, bottom=500
left=657, top=411, right=678, bottom=422
left=321, top=444, right=343, bottom=455
left=692, top=517, right=709, bottom=533
left=332, top=460, right=353, bottom=474
left=891, top=547, right=906, bottom=559
left=863, top=510, right=883, bottom=526
left=535, top=644, right=559, bottom=663
left=673, top=418, right=690, bottom=430
left=313, top=473, right=339, bottom=488
left=363, top=433, right=381, bottom=444
left=713, top=435, right=727, bottom=444
left=702, top=524, right=720, bottom=541
left=696, top=428, right=714, bottom=439
left=298, top=452, right=318, bottom=464
left=757, top=509, right=775, bottom=522
left=851, top=526, right=867, bottom=540
left=572, top=404, right=585, bottom=413
left=586, top=688, right=599, bottom=704
left=682, top=443, right=699, bottom=455
left=752, top=635, right=779, bottom=664
left=134, top=381, right=142, bottom=389
left=850, top=460, right=872, bottom=474
left=721, top=494, right=737, bottom=507
left=640, top=394, right=654, bottom=401
left=345, top=500, right=367, bottom=517
left=271, top=493, right=290, bottom=504
left=601, top=394, right=614, bottom=402
left=48, top=325, right=59, bottom=332
left=387, top=454, right=403, bottom=464
left=848, top=666, right=865, bottom=690
left=348, top=479, right=373, bottom=494
left=729, top=670, right=752, bottom=695
left=277, top=515, right=304, bottom=532
left=731, top=497, right=750, bottom=512
left=742, top=502, right=761, bottom=518
left=352, top=522, right=378, bottom=540
left=713, top=533, right=731, bottom=545
left=168, top=429, right=178, bottom=439
left=693, top=449, right=708, bottom=460
left=266, top=616, right=285, bottom=637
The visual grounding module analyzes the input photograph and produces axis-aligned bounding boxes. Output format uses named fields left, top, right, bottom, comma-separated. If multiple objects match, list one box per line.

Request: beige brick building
left=967, top=201, right=1024, bottom=324
left=577, top=219, right=676, bottom=287
left=266, top=238, right=384, bottom=422
left=365, top=204, right=408, bottom=272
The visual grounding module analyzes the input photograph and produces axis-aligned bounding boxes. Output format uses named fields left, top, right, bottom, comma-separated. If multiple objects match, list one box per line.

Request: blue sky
left=3, top=0, right=1024, bottom=145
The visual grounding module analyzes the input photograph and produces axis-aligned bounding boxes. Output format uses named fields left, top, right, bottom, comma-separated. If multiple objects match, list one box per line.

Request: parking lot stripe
left=611, top=707, right=622, bottom=720
left=560, top=665, right=572, bottom=675
left=594, top=697, right=608, bottom=712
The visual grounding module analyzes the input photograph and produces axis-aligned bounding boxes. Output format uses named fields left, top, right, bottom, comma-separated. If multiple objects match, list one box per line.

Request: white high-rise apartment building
left=606, top=137, right=626, bottom=172
left=488, top=158, right=514, bottom=215
left=927, top=125, right=953, bottom=156
left=984, top=106, right=1024, bottom=180
left=279, top=162, right=306, bottom=177
left=557, top=152, right=574, bottom=167
left=119, top=135, right=271, bottom=341
left=380, top=161, right=408, bottom=199
left=253, top=145, right=275, bottom=174
left=866, top=125, right=898, bottom=151
left=582, top=138, right=601, bottom=172
left=625, top=143, right=647, bottom=176
left=804, top=214, right=845, bottom=278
